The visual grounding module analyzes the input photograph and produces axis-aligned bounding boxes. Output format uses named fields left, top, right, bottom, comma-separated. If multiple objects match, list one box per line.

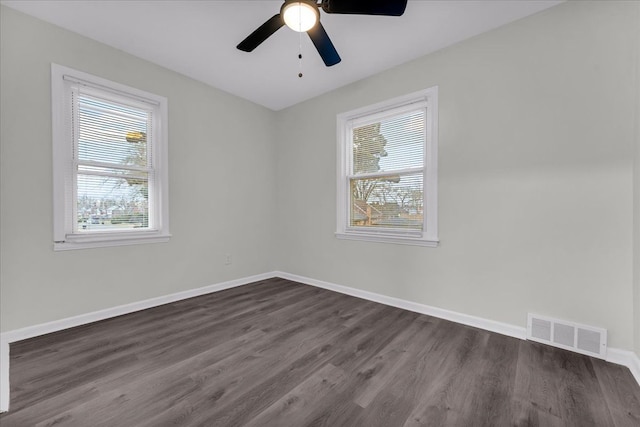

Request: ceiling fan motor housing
left=282, top=0, right=320, bottom=14
left=281, top=0, right=320, bottom=32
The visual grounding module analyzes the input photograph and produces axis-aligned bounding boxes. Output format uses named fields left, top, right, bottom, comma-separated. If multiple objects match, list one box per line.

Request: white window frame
left=51, top=64, right=170, bottom=251
left=336, top=87, right=438, bottom=247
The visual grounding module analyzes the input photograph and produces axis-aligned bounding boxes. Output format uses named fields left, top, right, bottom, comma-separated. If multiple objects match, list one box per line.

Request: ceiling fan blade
left=237, top=14, right=285, bottom=52
left=307, top=22, right=341, bottom=67
left=321, top=0, right=407, bottom=16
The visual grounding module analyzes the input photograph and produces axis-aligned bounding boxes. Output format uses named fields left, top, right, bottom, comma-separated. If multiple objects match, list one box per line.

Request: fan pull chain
left=298, top=30, right=303, bottom=78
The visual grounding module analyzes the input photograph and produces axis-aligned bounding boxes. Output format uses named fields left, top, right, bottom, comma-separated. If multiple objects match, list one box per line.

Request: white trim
left=1, top=271, right=638, bottom=413
left=273, top=271, right=640, bottom=388
left=348, top=166, right=424, bottom=181
left=336, top=87, right=439, bottom=246
left=274, top=271, right=526, bottom=339
left=0, top=337, right=8, bottom=413
left=348, top=100, right=428, bottom=127
left=51, top=63, right=170, bottom=251
left=51, top=64, right=71, bottom=244
left=62, top=75, right=161, bottom=106
left=425, top=87, right=439, bottom=242
left=606, top=348, right=640, bottom=386
left=0, top=272, right=274, bottom=343
left=54, top=234, right=171, bottom=251
left=335, top=231, right=438, bottom=247
left=0, top=271, right=275, bottom=412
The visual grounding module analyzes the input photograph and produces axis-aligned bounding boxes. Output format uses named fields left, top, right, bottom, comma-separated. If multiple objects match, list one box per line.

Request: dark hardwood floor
left=1, top=278, right=639, bottom=426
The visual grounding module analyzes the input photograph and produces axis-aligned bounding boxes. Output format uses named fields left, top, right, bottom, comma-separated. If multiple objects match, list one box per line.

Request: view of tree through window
left=75, top=94, right=152, bottom=232
left=350, top=110, right=425, bottom=230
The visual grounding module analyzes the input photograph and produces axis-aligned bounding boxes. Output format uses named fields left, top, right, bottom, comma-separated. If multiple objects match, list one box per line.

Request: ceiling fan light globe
left=282, top=2, right=318, bottom=32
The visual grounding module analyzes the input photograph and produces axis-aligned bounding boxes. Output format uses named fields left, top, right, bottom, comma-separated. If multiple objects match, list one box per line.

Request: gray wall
left=274, top=0, right=639, bottom=350
left=635, top=2, right=640, bottom=358
left=0, top=6, right=278, bottom=331
left=636, top=88, right=639, bottom=357
left=1, top=2, right=639, bottom=356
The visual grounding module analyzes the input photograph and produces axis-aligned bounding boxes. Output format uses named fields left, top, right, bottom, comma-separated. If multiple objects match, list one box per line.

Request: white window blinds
left=73, top=88, right=155, bottom=232
left=348, top=107, right=426, bottom=231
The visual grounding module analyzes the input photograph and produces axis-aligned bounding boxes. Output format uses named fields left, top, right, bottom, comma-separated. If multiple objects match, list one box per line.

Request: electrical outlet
left=224, top=254, right=232, bottom=265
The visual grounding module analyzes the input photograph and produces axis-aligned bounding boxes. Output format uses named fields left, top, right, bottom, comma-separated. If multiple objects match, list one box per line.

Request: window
left=336, top=87, right=438, bottom=246
left=51, top=64, right=170, bottom=250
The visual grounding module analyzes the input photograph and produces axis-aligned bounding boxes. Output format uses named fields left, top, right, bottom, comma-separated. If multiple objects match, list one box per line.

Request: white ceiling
left=2, top=0, right=563, bottom=111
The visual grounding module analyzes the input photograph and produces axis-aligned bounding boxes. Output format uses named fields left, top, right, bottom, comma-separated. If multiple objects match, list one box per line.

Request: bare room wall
left=634, top=2, right=640, bottom=358
left=2, top=1, right=638, bottom=355
left=274, top=0, right=638, bottom=350
left=0, top=6, right=278, bottom=332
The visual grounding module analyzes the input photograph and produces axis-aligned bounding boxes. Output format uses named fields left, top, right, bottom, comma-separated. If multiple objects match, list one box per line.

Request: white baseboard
left=0, top=339, right=8, bottom=413
left=607, top=348, right=640, bottom=386
left=0, top=271, right=276, bottom=412
left=274, top=271, right=527, bottom=340
left=274, top=271, right=640, bottom=388
left=632, top=352, right=640, bottom=385
left=1, top=270, right=639, bottom=413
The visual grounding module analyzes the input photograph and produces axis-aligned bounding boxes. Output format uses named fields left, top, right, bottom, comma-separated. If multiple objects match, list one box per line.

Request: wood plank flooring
left=1, top=278, right=639, bottom=426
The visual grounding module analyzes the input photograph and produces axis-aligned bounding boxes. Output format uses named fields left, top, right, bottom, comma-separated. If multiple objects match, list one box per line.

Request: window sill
left=335, top=232, right=438, bottom=247
left=54, top=233, right=171, bottom=251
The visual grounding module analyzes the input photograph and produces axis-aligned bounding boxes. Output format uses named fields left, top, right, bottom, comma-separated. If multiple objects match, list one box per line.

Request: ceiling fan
left=237, top=0, right=408, bottom=67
